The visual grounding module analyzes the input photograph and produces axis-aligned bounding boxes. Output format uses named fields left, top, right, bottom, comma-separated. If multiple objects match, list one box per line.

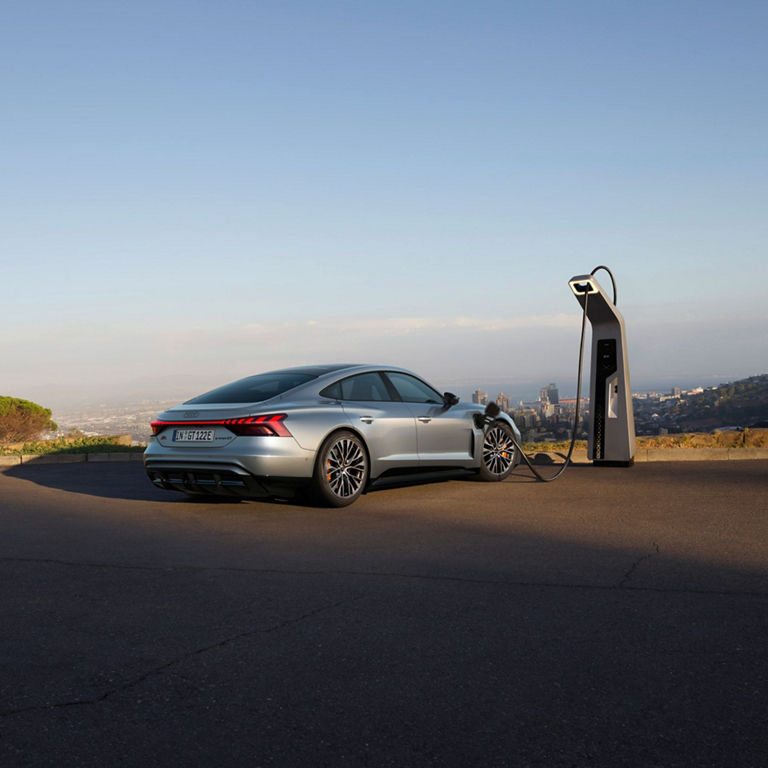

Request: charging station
left=568, top=271, right=636, bottom=466
left=487, top=264, right=635, bottom=481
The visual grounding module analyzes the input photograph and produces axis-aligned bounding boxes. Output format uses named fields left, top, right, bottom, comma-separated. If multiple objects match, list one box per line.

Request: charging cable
left=591, top=264, right=617, bottom=305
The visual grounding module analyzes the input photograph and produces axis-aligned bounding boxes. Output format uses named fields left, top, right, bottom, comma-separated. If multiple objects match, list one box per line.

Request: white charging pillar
left=568, top=274, right=636, bottom=466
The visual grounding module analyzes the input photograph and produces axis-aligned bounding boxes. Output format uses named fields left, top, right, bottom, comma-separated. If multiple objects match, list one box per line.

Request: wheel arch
left=490, top=411, right=522, bottom=441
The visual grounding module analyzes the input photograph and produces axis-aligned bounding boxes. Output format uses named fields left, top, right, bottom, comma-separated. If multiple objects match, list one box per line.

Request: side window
left=319, top=381, right=341, bottom=400
left=337, top=372, right=393, bottom=402
left=386, top=372, right=442, bottom=404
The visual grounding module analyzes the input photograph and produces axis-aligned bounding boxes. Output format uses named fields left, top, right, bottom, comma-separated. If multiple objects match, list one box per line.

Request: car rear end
left=144, top=406, right=315, bottom=499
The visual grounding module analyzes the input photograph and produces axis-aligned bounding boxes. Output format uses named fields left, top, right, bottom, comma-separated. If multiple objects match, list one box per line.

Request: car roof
left=274, top=364, right=416, bottom=378
left=266, top=364, right=356, bottom=376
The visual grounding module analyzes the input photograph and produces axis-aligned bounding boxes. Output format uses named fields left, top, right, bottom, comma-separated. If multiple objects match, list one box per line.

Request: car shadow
left=3, top=462, right=186, bottom=503
left=2, top=456, right=591, bottom=504
left=2, top=462, right=328, bottom=508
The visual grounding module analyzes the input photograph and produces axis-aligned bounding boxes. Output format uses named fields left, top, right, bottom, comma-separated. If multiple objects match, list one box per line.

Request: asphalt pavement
left=1, top=460, right=767, bottom=767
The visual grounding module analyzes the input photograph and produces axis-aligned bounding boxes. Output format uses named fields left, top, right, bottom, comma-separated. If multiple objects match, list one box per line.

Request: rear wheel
left=478, top=421, right=519, bottom=481
left=311, top=430, right=369, bottom=507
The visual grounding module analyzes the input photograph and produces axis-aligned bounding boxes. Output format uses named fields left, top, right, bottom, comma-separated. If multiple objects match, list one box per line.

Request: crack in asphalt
left=3, top=549, right=766, bottom=718
left=619, top=542, right=661, bottom=588
left=2, top=554, right=767, bottom=600
left=0, top=593, right=365, bottom=719
left=1, top=556, right=177, bottom=572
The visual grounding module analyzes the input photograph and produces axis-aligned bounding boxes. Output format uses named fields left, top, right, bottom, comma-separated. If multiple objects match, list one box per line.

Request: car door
left=384, top=372, right=474, bottom=465
left=332, top=372, right=419, bottom=477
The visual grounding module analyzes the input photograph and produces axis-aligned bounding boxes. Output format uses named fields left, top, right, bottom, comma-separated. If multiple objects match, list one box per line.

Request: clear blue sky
left=2, top=1, right=767, bottom=408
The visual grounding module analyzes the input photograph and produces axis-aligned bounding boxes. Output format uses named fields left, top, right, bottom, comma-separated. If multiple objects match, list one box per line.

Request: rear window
left=185, top=371, right=317, bottom=404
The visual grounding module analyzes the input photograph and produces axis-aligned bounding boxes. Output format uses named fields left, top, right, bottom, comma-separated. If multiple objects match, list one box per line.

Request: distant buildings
left=471, top=389, right=514, bottom=413
left=515, top=407, right=540, bottom=430
left=467, top=380, right=596, bottom=441
left=464, top=380, right=591, bottom=443
left=535, top=383, right=560, bottom=419
left=540, top=383, right=559, bottom=405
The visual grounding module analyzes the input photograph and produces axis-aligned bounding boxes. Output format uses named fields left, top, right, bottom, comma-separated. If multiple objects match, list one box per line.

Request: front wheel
left=311, top=430, right=369, bottom=507
left=478, top=421, right=520, bottom=481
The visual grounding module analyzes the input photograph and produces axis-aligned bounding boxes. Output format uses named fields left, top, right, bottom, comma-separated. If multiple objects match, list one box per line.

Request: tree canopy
left=0, top=396, right=58, bottom=444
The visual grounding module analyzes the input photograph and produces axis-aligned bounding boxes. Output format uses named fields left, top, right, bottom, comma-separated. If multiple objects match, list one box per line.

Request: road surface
left=1, top=460, right=767, bottom=766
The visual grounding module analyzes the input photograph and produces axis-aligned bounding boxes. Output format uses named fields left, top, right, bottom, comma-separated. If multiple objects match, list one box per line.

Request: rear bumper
left=145, top=461, right=308, bottom=499
left=143, top=436, right=314, bottom=498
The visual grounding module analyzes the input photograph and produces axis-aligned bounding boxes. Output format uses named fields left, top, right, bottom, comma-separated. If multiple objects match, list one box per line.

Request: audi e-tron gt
left=145, top=364, right=522, bottom=506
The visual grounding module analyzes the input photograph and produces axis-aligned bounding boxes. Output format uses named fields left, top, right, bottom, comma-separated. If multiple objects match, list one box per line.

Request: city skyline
left=40, top=368, right=724, bottom=411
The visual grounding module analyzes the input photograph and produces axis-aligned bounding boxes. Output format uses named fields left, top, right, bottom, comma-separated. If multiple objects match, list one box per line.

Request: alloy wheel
left=326, top=437, right=367, bottom=498
left=483, top=425, right=516, bottom=476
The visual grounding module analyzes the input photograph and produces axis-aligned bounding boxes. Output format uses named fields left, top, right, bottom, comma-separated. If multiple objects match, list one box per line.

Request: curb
left=87, top=452, right=146, bottom=463
left=0, top=452, right=145, bottom=468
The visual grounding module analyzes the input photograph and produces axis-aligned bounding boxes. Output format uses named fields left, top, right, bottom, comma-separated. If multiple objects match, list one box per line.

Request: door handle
left=418, top=417, right=432, bottom=423
left=360, top=416, right=374, bottom=424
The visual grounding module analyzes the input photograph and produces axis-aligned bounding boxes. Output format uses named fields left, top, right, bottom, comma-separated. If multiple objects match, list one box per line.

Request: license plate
left=174, top=428, right=215, bottom=443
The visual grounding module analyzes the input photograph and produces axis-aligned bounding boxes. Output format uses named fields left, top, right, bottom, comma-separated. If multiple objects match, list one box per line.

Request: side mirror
left=443, top=392, right=460, bottom=408
left=484, top=402, right=500, bottom=418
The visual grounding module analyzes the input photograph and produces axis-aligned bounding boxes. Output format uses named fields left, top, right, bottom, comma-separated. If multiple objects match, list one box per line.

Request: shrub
left=0, top=396, right=58, bottom=445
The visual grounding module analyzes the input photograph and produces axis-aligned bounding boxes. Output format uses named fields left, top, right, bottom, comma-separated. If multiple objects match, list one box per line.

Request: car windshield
left=185, top=370, right=319, bottom=404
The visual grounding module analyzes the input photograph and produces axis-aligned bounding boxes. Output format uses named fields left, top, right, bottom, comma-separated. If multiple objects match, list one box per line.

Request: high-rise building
left=472, top=389, right=488, bottom=406
left=546, top=383, right=559, bottom=405
left=540, top=383, right=559, bottom=405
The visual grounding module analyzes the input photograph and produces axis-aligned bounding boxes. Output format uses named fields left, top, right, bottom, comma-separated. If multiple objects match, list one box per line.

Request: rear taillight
left=224, top=414, right=291, bottom=437
left=149, top=414, right=291, bottom=437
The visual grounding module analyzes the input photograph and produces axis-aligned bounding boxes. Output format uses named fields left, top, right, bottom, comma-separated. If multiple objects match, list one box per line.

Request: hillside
left=671, top=374, right=768, bottom=431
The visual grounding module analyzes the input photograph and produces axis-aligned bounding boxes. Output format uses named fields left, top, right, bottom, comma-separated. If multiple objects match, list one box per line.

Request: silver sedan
left=144, top=364, right=522, bottom=506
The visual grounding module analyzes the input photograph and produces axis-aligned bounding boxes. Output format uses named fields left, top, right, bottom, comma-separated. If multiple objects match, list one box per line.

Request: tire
left=478, top=421, right=519, bottom=481
left=311, top=430, right=369, bottom=507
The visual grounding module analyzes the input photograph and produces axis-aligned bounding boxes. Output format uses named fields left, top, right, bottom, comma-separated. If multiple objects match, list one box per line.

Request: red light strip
left=151, top=414, right=290, bottom=436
